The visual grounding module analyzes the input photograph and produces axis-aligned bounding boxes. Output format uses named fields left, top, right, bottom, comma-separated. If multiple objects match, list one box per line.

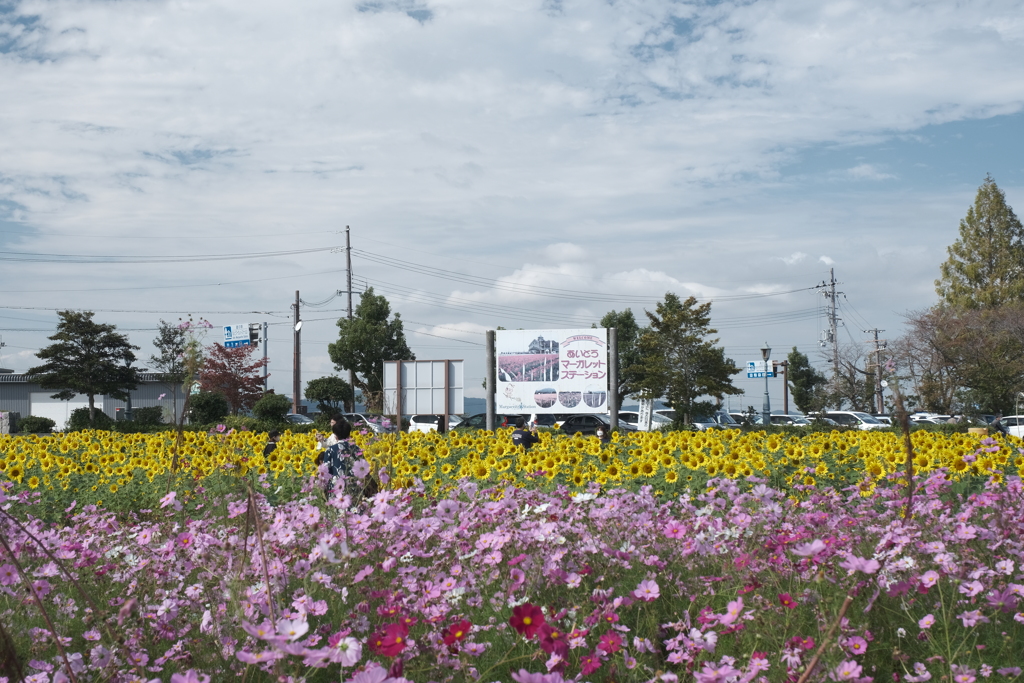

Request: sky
left=2, top=0, right=1024, bottom=412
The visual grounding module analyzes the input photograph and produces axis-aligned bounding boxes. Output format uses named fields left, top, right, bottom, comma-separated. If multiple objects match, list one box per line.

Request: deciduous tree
left=633, top=293, right=740, bottom=425
left=198, top=343, right=268, bottom=415
left=28, top=310, right=140, bottom=426
left=936, top=175, right=1024, bottom=309
left=328, top=288, right=414, bottom=413
left=150, top=320, right=188, bottom=420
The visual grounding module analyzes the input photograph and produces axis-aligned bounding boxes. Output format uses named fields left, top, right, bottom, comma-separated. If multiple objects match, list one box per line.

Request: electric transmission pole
left=346, top=226, right=356, bottom=412
left=815, top=268, right=842, bottom=383
left=293, top=290, right=301, bottom=415
left=865, top=328, right=887, bottom=414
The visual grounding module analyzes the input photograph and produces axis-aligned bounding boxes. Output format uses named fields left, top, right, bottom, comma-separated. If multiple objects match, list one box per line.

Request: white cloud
left=819, top=255, right=836, bottom=265
left=0, top=0, right=1021, bottom=400
left=844, top=164, right=897, bottom=181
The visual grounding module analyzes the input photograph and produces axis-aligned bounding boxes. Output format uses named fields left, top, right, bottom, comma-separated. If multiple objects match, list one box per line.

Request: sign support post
left=485, top=330, right=496, bottom=431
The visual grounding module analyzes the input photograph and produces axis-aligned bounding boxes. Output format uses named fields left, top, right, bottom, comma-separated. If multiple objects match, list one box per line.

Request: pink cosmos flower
left=580, top=650, right=603, bottom=676
left=831, top=660, right=863, bottom=681
left=510, top=603, right=546, bottom=638
left=663, top=520, right=686, bottom=538
left=170, top=672, right=212, bottom=683
left=920, top=570, right=941, bottom=587
left=597, top=632, right=622, bottom=654
left=634, top=579, right=660, bottom=601
left=919, top=614, right=935, bottom=629
left=0, top=564, right=19, bottom=586
left=792, top=539, right=826, bottom=557
left=779, top=593, right=798, bottom=609
left=839, top=555, right=880, bottom=574
left=510, top=670, right=566, bottom=683
left=843, top=635, right=868, bottom=656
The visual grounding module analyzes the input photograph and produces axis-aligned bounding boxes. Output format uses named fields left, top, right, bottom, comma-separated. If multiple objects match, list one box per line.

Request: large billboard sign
left=495, top=328, right=608, bottom=413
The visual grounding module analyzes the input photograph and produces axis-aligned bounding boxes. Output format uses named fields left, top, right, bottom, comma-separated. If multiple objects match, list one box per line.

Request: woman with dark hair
left=317, top=415, right=360, bottom=496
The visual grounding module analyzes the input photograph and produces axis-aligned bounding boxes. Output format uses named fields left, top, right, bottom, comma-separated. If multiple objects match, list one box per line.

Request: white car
left=997, top=415, right=1024, bottom=438
left=617, top=411, right=672, bottom=431
left=408, top=414, right=463, bottom=433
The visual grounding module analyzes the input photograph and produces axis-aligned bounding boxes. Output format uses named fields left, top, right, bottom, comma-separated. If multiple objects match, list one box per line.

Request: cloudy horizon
left=2, top=0, right=1023, bottom=410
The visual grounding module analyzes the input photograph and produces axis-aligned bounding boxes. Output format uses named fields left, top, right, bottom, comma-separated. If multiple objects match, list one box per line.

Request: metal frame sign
left=746, top=361, right=775, bottom=378
left=383, top=360, right=464, bottom=417
left=223, top=324, right=251, bottom=348
left=495, top=328, right=608, bottom=413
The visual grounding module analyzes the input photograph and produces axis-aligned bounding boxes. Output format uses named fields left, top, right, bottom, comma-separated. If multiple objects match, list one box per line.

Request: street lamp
left=1016, top=391, right=1024, bottom=417
left=761, top=343, right=772, bottom=428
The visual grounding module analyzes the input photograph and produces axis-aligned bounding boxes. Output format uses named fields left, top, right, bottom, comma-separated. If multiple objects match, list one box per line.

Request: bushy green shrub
left=16, top=415, right=57, bottom=434
left=188, top=392, right=229, bottom=425
left=252, top=392, right=292, bottom=423
left=67, top=407, right=115, bottom=431
left=133, top=406, right=164, bottom=426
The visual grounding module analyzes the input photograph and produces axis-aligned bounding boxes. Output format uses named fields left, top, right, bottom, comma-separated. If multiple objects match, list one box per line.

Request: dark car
left=558, top=414, right=635, bottom=436
left=450, top=413, right=523, bottom=431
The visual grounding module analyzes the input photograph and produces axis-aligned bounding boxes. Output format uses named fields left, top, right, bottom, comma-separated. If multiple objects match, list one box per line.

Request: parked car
left=751, top=414, right=813, bottom=426
left=343, top=413, right=396, bottom=434
left=450, top=413, right=523, bottom=431
left=821, top=411, right=888, bottom=430
left=559, top=414, right=635, bottom=436
left=528, top=414, right=560, bottom=428
left=408, top=414, right=464, bottom=433
left=691, top=411, right=740, bottom=431
left=285, top=413, right=314, bottom=424
left=997, top=415, right=1024, bottom=438
left=872, top=415, right=894, bottom=425
left=617, top=411, right=672, bottom=431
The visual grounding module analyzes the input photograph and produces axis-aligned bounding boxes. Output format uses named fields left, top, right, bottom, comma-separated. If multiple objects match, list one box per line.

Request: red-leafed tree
left=198, top=343, right=269, bottom=414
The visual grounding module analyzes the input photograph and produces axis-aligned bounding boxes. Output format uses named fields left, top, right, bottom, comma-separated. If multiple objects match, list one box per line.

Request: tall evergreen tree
left=28, top=311, right=140, bottom=426
left=786, top=347, right=829, bottom=413
left=634, top=293, right=740, bottom=425
left=936, top=175, right=1024, bottom=309
left=328, top=288, right=414, bottom=413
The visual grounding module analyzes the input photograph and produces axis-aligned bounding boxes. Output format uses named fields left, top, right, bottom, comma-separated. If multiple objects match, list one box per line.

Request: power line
left=0, top=267, right=349, bottom=294
left=0, top=245, right=339, bottom=264
left=354, top=248, right=816, bottom=305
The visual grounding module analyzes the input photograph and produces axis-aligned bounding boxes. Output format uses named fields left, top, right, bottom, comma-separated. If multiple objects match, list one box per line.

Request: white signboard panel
left=746, top=361, right=775, bottom=378
left=223, top=323, right=251, bottom=348
left=496, top=328, right=608, bottom=414
left=383, top=360, right=464, bottom=415
left=637, top=398, right=654, bottom=431
left=30, top=392, right=99, bottom=432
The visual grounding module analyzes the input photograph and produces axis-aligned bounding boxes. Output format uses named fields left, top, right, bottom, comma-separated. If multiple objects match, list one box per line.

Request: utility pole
left=262, top=321, right=269, bottom=391
left=816, top=269, right=842, bottom=383
left=865, top=328, right=887, bottom=414
left=292, top=290, right=301, bottom=415
left=346, top=226, right=356, bottom=412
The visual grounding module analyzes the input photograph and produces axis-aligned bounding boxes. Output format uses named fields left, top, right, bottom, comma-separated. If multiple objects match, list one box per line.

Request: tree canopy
left=632, top=293, right=740, bottom=424
left=305, top=376, right=355, bottom=415
left=150, top=320, right=188, bottom=418
left=936, top=175, right=1024, bottom=309
left=598, top=308, right=643, bottom=409
left=328, top=288, right=414, bottom=413
left=786, top=347, right=829, bottom=413
left=198, top=343, right=268, bottom=415
left=28, top=310, right=140, bottom=425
